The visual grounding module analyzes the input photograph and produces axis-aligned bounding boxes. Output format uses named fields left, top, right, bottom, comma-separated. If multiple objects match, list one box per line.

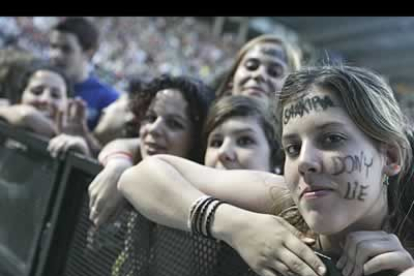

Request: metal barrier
left=0, top=121, right=260, bottom=276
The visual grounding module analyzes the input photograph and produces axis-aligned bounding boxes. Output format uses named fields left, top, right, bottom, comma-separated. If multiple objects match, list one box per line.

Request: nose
left=298, top=141, right=322, bottom=176
left=252, top=65, right=267, bottom=83
left=218, top=139, right=236, bottom=164
left=34, top=90, right=52, bottom=106
left=49, top=47, right=63, bottom=64
left=125, top=111, right=136, bottom=125
left=146, top=117, right=163, bottom=136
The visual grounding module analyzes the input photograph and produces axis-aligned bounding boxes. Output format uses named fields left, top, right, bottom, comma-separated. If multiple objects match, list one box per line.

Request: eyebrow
left=164, top=113, right=190, bottom=124
left=259, top=47, right=287, bottom=63
left=282, top=122, right=346, bottom=141
left=211, top=126, right=257, bottom=136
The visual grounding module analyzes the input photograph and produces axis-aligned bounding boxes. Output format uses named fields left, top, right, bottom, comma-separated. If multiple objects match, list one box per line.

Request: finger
left=259, top=267, right=280, bottom=276
left=354, top=236, right=402, bottom=267
left=342, top=258, right=355, bottom=276
left=48, top=136, right=66, bottom=158
left=342, top=231, right=388, bottom=260
left=350, top=263, right=363, bottom=276
left=55, top=110, right=64, bottom=134
left=267, top=260, right=295, bottom=276
left=89, top=208, right=99, bottom=224
left=68, top=99, right=76, bottom=120
left=95, top=208, right=113, bottom=228
left=279, top=246, right=324, bottom=276
left=284, top=237, right=326, bottom=276
left=339, top=231, right=389, bottom=272
left=53, top=138, right=68, bottom=158
left=75, top=98, right=87, bottom=119
left=364, top=251, right=413, bottom=275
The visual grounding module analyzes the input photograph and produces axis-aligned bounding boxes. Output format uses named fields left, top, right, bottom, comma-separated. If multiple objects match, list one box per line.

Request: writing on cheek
left=344, top=181, right=369, bottom=201
left=283, top=95, right=335, bottom=124
left=331, top=151, right=374, bottom=178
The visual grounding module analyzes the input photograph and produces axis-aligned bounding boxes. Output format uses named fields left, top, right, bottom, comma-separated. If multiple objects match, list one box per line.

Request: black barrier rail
left=35, top=150, right=259, bottom=276
left=0, top=122, right=346, bottom=276
left=0, top=122, right=64, bottom=276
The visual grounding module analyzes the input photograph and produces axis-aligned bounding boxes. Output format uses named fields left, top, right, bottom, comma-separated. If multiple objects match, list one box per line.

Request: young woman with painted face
left=117, top=65, right=414, bottom=276
left=216, top=34, right=302, bottom=99
left=278, top=65, right=414, bottom=275
left=0, top=64, right=72, bottom=137
left=91, top=34, right=302, bottom=225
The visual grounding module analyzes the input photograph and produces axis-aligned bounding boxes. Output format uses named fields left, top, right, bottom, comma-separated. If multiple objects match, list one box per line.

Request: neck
left=319, top=189, right=389, bottom=257
left=72, top=62, right=90, bottom=84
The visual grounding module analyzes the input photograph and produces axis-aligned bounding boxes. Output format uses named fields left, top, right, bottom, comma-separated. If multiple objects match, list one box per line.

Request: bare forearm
left=118, top=156, right=203, bottom=231
left=117, top=155, right=292, bottom=231
left=98, top=138, right=141, bottom=165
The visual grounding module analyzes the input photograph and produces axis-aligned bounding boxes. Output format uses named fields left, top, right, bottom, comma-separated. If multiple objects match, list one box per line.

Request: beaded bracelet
left=187, top=195, right=211, bottom=230
left=193, top=197, right=215, bottom=236
left=204, top=200, right=225, bottom=238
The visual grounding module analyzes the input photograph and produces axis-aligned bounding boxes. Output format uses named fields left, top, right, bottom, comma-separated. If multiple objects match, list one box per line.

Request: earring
left=383, top=174, right=390, bottom=186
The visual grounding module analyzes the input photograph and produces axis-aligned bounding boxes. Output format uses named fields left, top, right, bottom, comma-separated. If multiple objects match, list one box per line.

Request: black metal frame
left=0, top=121, right=102, bottom=276
left=33, top=153, right=101, bottom=276
left=0, top=122, right=62, bottom=276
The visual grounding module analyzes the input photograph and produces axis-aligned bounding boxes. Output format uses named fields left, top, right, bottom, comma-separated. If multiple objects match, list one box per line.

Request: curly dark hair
left=131, top=74, right=215, bottom=163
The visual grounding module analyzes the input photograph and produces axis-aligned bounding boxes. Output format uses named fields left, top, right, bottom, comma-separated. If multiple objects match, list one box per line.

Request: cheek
left=269, top=78, right=284, bottom=92
left=283, top=160, right=299, bottom=190
left=232, top=69, right=245, bottom=88
left=139, top=125, right=147, bottom=138
left=203, top=148, right=215, bottom=167
left=21, top=92, right=35, bottom=105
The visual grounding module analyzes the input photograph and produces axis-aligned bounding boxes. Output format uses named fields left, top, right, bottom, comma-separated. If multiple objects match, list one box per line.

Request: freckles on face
left=139, top=89, right=194, bottom=160
left=281, top=89, right=386, bottom=234
left=232, top=42, right=288, bottom=98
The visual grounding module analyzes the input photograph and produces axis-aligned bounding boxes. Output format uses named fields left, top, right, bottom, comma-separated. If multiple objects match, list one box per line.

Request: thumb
left=282, top=218, right=316, bottom=245
left=55, top=110, right=64, bottom=134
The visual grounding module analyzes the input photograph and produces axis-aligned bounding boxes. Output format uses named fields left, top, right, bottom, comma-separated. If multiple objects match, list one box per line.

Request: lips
left=144, top=141, right=167, bottom=155
left=300, top=186, right=334, bottom=199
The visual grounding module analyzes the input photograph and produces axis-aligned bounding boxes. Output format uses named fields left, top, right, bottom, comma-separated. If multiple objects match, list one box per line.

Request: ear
left=381, top=143, right=401, bottom=177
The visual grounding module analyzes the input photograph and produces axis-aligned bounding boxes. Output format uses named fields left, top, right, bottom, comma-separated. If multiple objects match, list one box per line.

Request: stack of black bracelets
left=188, top=196, right=225, bottom=239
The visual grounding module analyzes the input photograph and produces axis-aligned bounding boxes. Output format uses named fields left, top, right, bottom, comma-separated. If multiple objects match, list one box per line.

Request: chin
left=302, top=211, right=346, bottom=235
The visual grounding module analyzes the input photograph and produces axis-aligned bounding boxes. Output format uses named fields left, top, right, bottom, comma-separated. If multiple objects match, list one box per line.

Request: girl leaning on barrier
left=0, top=63, right=72, bottom=137
left=89, top=34, right=303, bottom=225
left=118, top=65, right=414, bottom=276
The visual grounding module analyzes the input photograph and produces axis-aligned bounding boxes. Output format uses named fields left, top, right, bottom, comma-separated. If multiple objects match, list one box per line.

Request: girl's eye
left=237, top=136, right=255, bottom=146
left=30, top=87, right=44, bottom=95
left=143, top=114, right=157, bottom=123
left=166, top=119, right=184, bottom=130
left=209, top=138, right=223, bottom=148
left=245, top=59, right=260, bottom=71
left=321, top=134, right=346, bottom=147
left=267, top=65, right=284, bottom=78
left=51, top=90, right=62, bottom=99
left=284, top=144, right=301, bottom=158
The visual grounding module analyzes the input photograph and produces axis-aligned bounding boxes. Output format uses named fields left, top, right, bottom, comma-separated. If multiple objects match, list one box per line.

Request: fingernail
left=318, top=266, right=326, bottom=276
left=302, top=237, right=316, bottom=244
left=336, top=258, right=344, bottom=269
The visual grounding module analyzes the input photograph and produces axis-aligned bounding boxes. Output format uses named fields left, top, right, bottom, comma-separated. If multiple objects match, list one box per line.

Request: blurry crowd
left=0, top=17, right=240, bottom=89
left=1, top=16, right=414, bottom=276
